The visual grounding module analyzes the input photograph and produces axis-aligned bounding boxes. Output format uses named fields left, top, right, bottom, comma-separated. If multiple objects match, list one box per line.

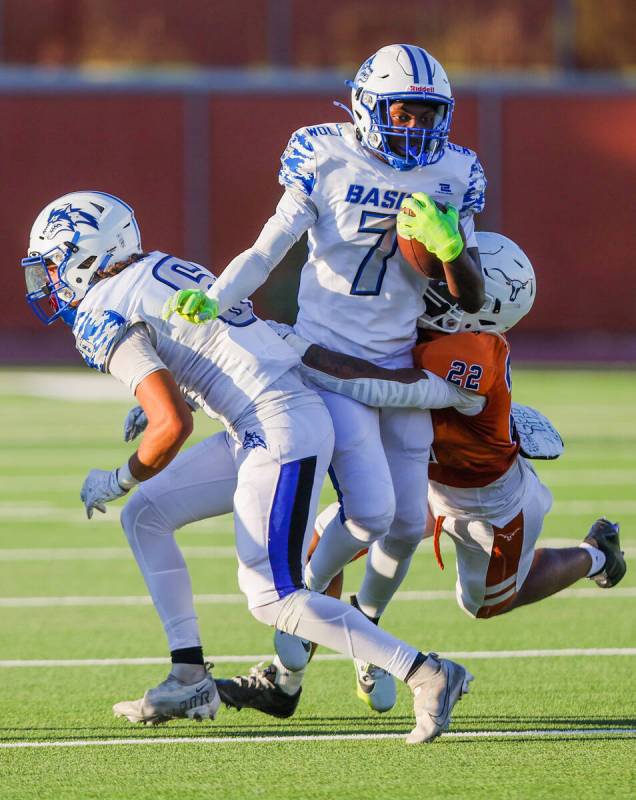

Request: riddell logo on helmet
left=408, top=85, right=434, bottom=92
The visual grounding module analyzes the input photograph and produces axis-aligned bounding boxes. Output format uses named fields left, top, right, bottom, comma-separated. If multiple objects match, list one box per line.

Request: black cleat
left=584, top=518, right=626, bottom=588
left=215, top=664, right=301, bottom=719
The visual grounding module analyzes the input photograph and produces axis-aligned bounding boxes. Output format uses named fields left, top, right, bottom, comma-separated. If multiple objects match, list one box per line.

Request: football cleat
left=216, top=664, right=301, bottom=719
left=113, top=668, right=220, bottom=725
left=584, top=518, right=626, bottom=588
left=354, top=659, right=397, bottom=713
left=406, top=653, right=473, bottom=744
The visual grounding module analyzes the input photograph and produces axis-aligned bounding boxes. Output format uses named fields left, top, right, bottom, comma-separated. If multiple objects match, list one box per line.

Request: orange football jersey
left=413, top=330, right=519, bottom=488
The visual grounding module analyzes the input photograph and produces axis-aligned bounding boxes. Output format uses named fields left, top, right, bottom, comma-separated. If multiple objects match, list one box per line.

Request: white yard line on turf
left=2, top=587, right=636, bottom=608
left=1, top=728, right=634, bottom=749
left=0, top=546, right=237, bottom=561
left=0, top=540, right=633, bottom=561
left=2, top=501, right=636, bottom=525
left=1, top=648, right=635, bottom=669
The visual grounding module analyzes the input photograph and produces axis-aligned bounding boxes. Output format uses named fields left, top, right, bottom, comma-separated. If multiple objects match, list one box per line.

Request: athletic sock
left=579, top=542, right=607, bottom=576
left=304, top=514, right=370, bottom=593
left=272, top=656, right=305, bottom=696
left=404, top=652, right=429, bottom=683
left=171, top=646, right=204, bottom=665
left=355, top=537, right=415, bottom=618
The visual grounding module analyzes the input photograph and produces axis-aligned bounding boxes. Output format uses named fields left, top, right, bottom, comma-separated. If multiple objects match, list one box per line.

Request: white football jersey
left=280, top=122, right=486, bottom=363
left=72, top=252, right=300, bottom=429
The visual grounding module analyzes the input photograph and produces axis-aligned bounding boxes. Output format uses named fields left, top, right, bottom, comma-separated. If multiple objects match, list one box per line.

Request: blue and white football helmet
left=349, top=44, right=454, bottom=170
left=419, top=232, right=536, bottom=333
left=22, top=190, right=141, bottom=325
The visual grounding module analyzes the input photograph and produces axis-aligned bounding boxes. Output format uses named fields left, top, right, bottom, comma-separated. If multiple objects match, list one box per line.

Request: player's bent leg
left=306, top=392, right=396, bottom=592
left=252, top=589, right=472, bottom=742
left=116, top=433, right=237, bottom=724
left=120, top=432, right=237, bottom=653
left=362, top=406, right=432, bottom=609
left=503, top=518, right=625, bottom=612
left=350, top=407, right=431, bottom=708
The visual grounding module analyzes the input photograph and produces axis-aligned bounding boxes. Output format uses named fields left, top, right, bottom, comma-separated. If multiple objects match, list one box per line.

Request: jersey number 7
left=350, top=211, right=398, bottom=296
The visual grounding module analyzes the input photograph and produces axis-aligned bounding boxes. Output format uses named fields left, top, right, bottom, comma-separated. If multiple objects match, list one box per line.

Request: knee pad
left=344, top=504, right=396, bottom=544
left=250, top=589, right=312, bottom=630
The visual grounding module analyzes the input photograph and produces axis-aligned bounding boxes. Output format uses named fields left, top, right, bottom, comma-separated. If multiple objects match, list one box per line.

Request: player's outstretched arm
left=275, top=327, right=483, bottom=415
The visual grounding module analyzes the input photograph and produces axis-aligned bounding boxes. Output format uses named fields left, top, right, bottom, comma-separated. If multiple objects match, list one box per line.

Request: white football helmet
left=22, top=190, right=141, bottom=324
left=349, top=44, right=453, bottom=170
left=419, top=232, right=536, bottom=333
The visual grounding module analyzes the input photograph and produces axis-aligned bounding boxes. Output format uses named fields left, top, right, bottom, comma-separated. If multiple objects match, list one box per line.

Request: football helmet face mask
left=22, top=190, right=141, bottom=325
left=349, top=44, right=454, bottom=171
left=419, top=232, right=536, bottom=333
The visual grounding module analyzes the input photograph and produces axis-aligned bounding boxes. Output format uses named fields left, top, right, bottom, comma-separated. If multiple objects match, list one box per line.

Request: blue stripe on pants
left=268, top=456, right=317, bottom=598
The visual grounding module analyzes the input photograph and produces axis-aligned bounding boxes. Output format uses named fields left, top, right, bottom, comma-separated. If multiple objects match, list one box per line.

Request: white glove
left=265, top=320, right=295, bottom=339
left=80, top=468, right=128, bottom=519
left=123, top=405, right=148, bottom=442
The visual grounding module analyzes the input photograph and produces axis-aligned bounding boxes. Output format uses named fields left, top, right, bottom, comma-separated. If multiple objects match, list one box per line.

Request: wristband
left=116, top=461, right=140, bottom=490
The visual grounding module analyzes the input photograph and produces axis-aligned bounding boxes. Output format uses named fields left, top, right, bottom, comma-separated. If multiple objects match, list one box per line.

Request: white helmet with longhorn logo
left=419, top=231, right=536, bottom=333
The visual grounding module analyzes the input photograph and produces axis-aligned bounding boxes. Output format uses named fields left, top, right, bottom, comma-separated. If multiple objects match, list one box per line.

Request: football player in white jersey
left=163, top=44, right=487, bottom=703
left=211, top=233, right=625, bottom=719
left=22, top=189, right=476, bottom=743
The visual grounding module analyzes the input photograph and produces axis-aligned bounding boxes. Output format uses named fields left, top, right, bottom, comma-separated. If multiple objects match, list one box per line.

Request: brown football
left=397, top=205, right=445, bottom=279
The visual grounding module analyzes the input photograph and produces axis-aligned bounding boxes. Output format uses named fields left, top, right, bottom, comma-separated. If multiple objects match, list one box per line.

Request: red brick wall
left=3, top=86, right=635, bottom=360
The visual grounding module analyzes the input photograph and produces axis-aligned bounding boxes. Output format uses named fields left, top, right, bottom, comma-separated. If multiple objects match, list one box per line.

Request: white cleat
left=354, top=659, right=397, bottom=713
left=406, top=653, right=473, bottom=744
left=113, top=670, right=220, bottom=726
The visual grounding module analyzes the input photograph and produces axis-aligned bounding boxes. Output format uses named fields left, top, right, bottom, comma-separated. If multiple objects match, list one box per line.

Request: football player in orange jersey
left=215, top=231, right=625, bottom=719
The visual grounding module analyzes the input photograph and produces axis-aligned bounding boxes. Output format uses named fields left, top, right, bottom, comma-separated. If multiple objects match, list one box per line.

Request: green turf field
left=0, top=367, right=634, bottom=799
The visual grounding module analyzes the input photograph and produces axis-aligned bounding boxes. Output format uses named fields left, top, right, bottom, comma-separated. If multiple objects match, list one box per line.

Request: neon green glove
left=397, top=192, right=464, bottom=263
left=162, top=289, right=219, bottom=325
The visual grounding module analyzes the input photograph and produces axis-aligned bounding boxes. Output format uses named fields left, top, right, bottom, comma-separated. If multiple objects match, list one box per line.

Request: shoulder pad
left=512, top=403, right=564, bottom=460
left=73, top=309, right=128, bottom=373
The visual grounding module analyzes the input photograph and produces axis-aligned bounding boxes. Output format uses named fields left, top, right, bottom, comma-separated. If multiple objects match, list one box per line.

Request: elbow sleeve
left=300, top=366, right=485, bottom=414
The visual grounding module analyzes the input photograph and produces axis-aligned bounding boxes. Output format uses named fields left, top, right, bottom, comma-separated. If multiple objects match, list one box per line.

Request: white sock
left=276, top=590, right=421, bottom=682
left=356, top=537, right=416, bottom=618
left=171, top=663, right=206, bottom=683
left=272, top=656, right=305, bottom=696
left=305, top=514, right=370, bottom=593
left=579, top=542, right=607, bottom=576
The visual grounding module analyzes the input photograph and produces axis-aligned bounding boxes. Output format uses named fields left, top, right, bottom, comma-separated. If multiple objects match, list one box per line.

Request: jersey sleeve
left=108, top=323, right=166, bottom=394
left=460, top=157, right=486, bottom=217
left=413, top=332, right=504, bottom=396
left=278, top=129, right=317, bottom=197
left=73, top=308, right=128, bottom=373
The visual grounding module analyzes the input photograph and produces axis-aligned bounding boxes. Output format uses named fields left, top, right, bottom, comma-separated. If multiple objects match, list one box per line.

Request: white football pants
left=120, top=398, right=423, bottom=679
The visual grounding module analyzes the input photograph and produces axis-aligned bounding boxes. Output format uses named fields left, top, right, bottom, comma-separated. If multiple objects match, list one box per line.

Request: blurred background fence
left=2, top=0, right=635, bottom=363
